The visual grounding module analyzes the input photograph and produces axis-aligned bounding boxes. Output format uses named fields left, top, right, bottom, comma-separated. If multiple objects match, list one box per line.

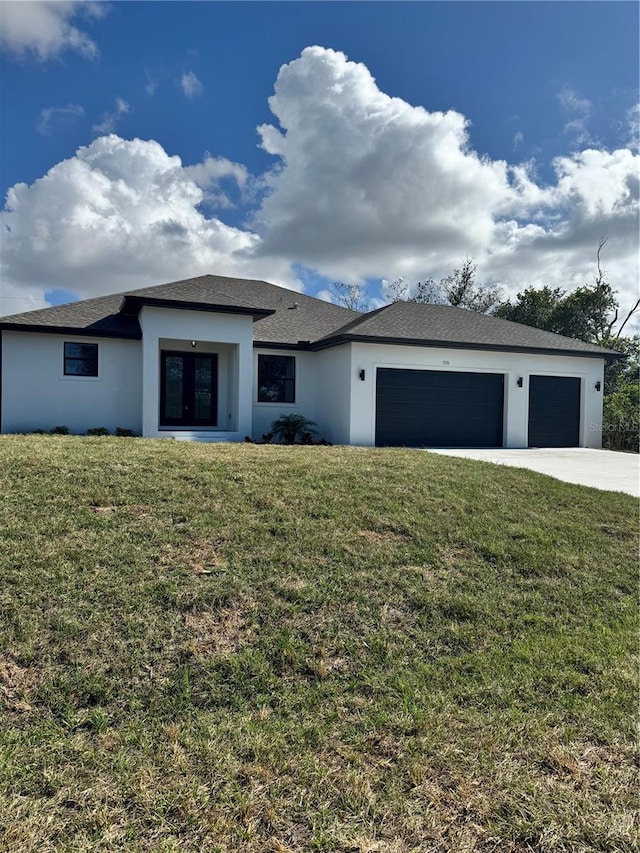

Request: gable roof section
left=317, top=300, right=620, bottom=359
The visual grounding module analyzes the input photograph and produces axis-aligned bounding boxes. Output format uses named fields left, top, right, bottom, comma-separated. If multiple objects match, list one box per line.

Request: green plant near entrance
left=0, top=436, right=637, bottom=852
left=270, top=412, right=318, bottom=444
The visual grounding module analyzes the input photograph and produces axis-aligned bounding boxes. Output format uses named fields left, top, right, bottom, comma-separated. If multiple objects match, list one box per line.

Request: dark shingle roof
left=0, top=275, right=359, bottom=344
left=0, top=292, right=141, bottom=338
left=319, top=300, right=619, bottom=358
left=0, top=274, right=619, bottom=358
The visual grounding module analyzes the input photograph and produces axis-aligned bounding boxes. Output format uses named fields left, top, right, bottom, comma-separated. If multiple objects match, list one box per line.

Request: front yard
left=0, top=436, right=637, bottom=852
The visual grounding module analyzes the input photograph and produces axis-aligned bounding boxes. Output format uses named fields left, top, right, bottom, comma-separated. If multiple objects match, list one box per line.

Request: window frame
left=256, top=354, right=296, bottom=404
left=62, top=341, right=100, bottom=380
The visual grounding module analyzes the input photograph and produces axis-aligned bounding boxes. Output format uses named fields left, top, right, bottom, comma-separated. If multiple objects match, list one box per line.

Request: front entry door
left=160, top=351, right=218, bottom=427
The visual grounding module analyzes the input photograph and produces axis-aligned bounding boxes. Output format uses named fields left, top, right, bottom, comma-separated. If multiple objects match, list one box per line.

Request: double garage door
left=375, top=368, right=504, bottom=448
left=375, top=369, right=581, bottom=448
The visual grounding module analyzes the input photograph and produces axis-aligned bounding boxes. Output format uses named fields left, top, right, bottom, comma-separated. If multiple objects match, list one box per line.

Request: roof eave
left=0, top=322, right=142, bottom=340
left=312, top=333, right=621, bottom=359
left=120, top=295, right=275, bottom=321
left=253, top=340, right=313, bottom=350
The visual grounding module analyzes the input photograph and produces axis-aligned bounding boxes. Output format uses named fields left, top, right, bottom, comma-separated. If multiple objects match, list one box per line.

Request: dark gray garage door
left=375, top=368, right=504, bottom=447
left=528, top=375, right=581, bottom=447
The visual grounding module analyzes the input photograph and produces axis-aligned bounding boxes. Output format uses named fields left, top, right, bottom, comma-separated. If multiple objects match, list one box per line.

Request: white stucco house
left=0, top=274, right=618, bottom=448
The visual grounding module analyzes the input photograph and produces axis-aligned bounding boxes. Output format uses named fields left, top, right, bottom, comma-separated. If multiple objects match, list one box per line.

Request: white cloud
left=557, top=86, right=591, bottom=116
left=0, top=281, right=49, bottom=317
left=625, top=103, right=639, bottom=153
left=255, top=47, right=512, bottom=281
left=37, top=102, right=84, bottom=134
left=144, top=70, right=158, bottom=97
left=552, top=147, right=638, bottom=217
left=557, top=85, right=594, bottom=147
left=0, top=135, right=297, bottom=315
left=252, top=47, right=638, bottom=311
left=180, top=71, right=203, bottom=99
left=1, top=46, right=638, bottom=322
left=513, top=131, right=524, bottom=149
left=183, top=155, right=249, bottom=208
left=92, top=97, right=130, bottom=134
left=0, top=0, right=104, bottom=61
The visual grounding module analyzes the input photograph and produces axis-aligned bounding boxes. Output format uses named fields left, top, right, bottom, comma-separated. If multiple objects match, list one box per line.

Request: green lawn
left=0, top=436, right=637, bottom=852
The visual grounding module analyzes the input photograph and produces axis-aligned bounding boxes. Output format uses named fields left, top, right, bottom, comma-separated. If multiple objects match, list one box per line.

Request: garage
left=528, top=375, right=581, bottom=447
left=375, top=368, right=504, bottom=448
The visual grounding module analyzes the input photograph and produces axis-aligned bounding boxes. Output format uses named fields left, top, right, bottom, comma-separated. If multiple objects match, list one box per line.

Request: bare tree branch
left=329, top=281, right=370, bottom=312
left=616, top=298, right=640, bottom=338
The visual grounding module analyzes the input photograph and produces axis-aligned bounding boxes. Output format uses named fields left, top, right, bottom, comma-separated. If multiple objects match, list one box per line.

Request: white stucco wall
left=251, top=349, right=320, bottom=440
left=138, top=306, right=254, bottom=439
left=1, top=324, right=607, bottom=449
left=250, top=344, right=354, bottom=444
left=348, top=342, right=605, bottom=448
left=1, top=331, right=142, bottom=434
left=314, top=344, right=353, bottom=444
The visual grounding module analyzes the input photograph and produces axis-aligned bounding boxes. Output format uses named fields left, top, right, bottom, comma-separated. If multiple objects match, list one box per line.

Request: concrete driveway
left=427, top=448, right=639, bottom=497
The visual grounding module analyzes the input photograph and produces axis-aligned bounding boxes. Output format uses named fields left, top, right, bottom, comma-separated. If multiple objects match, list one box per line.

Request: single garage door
left=375, top=368, right=504, bottom=448
left=528, top=375, right=581, bottom=447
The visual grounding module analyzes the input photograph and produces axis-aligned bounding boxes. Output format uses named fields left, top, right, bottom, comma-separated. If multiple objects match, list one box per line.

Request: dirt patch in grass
left=358, top=529, right=411, bottom=546
left=161, top=536, right=227, bottom=575
left=0, top=655, right=34, bottom=713
left=184, top=601, right=254, bottom=656
left=436, top=543, right=479, bottom=569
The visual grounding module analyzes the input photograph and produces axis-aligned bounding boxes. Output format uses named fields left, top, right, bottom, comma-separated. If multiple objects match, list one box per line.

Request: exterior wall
left=252, top=349, right=319, bottom=440
left=348, top=342, right=605, bottom=448
left=1, top=323, right=607, bottom=449
left=139, top=306, right=254, bottom=439
left=314, top=344, right=353, bottom=444
left=1, top=331, right=142, bottom=434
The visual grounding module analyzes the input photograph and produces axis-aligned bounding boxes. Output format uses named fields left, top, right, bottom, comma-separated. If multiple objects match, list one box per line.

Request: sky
left=0, top=0, right=638, bottom=322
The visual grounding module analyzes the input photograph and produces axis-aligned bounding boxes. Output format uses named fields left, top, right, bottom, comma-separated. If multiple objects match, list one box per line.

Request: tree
left=440, top=259, right=503, bottom=313
left=410, top=259, right=502, bottom=313
left=330, top=281, right=370, bottom=312
left=495, top=240, right=639, bottom=345
left=494, top=240, right=639, bottom=451
left=386, top=277, right=410, bottom=302
left=493, top=285, right=566, bottom=330
left=603, top=382, right=639, bottom=452
left=332, top=261, right=502, bottom=314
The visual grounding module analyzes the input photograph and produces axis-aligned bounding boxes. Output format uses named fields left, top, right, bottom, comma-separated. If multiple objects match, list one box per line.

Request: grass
left=0, top=435, right=637, bottom=853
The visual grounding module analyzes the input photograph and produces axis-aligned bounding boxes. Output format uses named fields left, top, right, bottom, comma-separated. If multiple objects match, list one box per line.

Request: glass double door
left=160, top=351, right=218, bottom=427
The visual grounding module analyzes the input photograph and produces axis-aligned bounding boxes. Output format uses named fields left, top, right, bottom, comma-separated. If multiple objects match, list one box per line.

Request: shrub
left=270, top=414, right=318, bottom=445
left=50, top=426, right=70, bottom=435
left=262, top=432, right=274, bottom=444
left=86, top=427, right=111, bottom=436
left=603, top=385, right=639, bottom=453
left=31, top=429, right=48, bottom=435
left=115, top=427, right=136, bottom=438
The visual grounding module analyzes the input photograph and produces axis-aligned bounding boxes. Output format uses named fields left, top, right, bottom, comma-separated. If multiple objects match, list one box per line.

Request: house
left=0, top=274, right=618, bottom=448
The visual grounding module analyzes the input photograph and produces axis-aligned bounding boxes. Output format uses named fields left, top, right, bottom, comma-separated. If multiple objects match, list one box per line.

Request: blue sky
left=1, top=1, right=638, bottom=318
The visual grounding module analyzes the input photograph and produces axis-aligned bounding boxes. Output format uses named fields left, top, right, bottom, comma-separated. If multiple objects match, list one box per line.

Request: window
left=258, top=354, right=295, bottom=403
left=64, top=342, right=98, bottom=377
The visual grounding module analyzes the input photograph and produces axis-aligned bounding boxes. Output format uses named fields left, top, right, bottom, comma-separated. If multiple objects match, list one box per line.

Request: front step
left=167, top=431, right=244, bottom=443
